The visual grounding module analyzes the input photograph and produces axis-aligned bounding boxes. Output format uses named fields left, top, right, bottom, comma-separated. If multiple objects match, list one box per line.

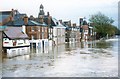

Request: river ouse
left=0, top=4, right=119, bottom=78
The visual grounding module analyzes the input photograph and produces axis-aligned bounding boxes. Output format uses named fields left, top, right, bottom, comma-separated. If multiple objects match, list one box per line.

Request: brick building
left=36, top=4, right=66, bottom=45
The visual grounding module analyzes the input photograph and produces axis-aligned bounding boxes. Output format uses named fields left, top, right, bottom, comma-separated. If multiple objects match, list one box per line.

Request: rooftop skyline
left=1, top=0, right=119, bottom=26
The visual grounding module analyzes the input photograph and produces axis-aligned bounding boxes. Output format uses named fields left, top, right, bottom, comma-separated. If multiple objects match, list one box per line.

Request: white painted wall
left=3, top=38, right=30, bottom=47
left=3, top=38, right=13, bottom=47
left=53, top=27, right=66, bottom=45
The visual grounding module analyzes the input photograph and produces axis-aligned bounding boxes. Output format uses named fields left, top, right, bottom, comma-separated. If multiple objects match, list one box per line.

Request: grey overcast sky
left=1, top=0, right=119, bottom=26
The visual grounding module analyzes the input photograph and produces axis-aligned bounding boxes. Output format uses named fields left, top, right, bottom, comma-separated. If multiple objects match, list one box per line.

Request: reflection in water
left=95, top=41, right=112, bottom=48
left=3, top=47, right=30, bottom=58
left=2, top=38, right=118, bottom=77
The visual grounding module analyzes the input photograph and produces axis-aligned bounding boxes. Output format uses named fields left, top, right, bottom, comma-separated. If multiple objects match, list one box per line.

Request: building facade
left=2, top=9, right=49, bottom=48
left=36, top=4, right=66, bottom=46
left=3, top=27, right=30, bottom=48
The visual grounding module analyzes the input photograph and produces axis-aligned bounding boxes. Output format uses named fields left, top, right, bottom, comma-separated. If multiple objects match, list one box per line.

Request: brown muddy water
left=1, top=38, right=119, bottom=77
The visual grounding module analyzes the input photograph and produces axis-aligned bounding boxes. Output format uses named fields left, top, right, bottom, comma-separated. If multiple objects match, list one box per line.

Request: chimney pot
left=73, top=23, right=76, bottom=27
left=59, top=20, right=62, bottom=24
left=79, top=17, right=83, bottom=27
left=69, top=20, right=71, bottom=27
left=47, top=12, right=50, bottom=16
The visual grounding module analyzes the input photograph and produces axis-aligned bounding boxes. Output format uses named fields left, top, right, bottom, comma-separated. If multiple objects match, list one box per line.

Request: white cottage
left=3, top=27, right=30, bottom=48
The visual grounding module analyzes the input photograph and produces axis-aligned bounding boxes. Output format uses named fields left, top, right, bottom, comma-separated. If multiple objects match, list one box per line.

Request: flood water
left=2, top=38, right=119, bottom=77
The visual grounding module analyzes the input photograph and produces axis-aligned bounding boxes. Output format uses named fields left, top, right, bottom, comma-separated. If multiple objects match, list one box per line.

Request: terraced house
left=36, top=4, right=66, bottom=45
left=0, top=6, right=94, bottom=49
left=1, top=9, right=49, bottom=48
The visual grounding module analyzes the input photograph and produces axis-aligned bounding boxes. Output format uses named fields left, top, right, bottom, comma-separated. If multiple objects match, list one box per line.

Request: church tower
left=38, top=4, right=45, bottom=18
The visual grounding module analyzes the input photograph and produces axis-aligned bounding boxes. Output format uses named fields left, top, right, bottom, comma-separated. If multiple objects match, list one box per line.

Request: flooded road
left=2, top=38, right=118, bottom=77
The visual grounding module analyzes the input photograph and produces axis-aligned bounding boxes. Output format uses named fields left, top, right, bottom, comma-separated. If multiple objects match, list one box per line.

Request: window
left=38, top=27, right=40, bottom=32
left=31, top=27, right=34, bottom=32
left=84, top=30, right=88, bottom=34
left=4, top=38, right=7, bottom=41
left=31, top=35, right=34, bottom=40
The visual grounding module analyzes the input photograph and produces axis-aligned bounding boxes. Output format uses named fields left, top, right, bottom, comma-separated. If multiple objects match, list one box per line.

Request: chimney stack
left=79, top=17, right=83, bottom=27
left=47, top=12, right=50, bottom=17
left=59, top=20, right=62, bottom=24
left=24, top=16, right=28, bottom=25
left=30, top=15, right=34, bottom=20
left=10, top=9, right=15, bottom=21
left=11, top=9, right=15, bottom=17
left=46, top=12, right=51, bottom=26
left=48, top=16, right=51, bottom=26
left=73, top=23, right=76, bottom=27
left=69, top=20, right=71, bottom=27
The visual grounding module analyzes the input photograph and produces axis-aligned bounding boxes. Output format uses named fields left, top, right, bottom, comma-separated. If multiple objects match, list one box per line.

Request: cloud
left=0, top=0, right=119, bottom=26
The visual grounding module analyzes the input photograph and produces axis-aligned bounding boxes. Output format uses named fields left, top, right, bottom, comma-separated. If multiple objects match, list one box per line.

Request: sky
left=0, top=0, right=119, bottom=26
